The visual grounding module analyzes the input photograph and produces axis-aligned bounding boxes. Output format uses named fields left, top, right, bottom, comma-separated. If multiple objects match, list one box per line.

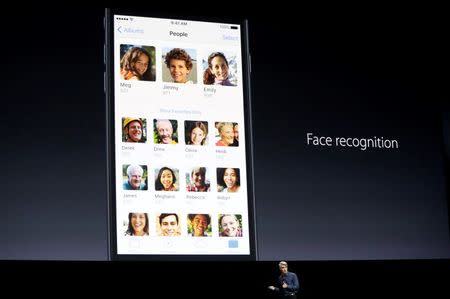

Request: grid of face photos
left=121, top=117, right=243, bottom=238
left=123, top=213, right=243, bottom=238
left=115, top=18, right=248, bottom=255
left=122, top=118, right=239, bottom=147
left=119, top=44, right=238, bottom=86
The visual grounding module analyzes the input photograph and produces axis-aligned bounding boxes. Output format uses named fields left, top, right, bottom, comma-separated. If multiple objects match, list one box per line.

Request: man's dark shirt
left=276, top=271, right=299, bottom=296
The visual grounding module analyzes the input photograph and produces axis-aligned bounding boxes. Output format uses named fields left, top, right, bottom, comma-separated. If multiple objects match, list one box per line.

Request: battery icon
left=230, top=26, right=238, bottom=30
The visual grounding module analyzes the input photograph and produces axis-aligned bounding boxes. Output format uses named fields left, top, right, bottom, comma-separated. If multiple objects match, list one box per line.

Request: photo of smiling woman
left=216, top=167, right=240, bottom=193
left=185, top=120, right=208, bottom=145
left=215, top=122, right=238, bottom=147
left=155, top=167, right=179, bottom=191
left=219, top=214, right=243, bottom=237
left=120, top=45, right=156, bottom=81
left=124, top=213, right=149, bottom=236
left=203, top=52, right=237, bottom=86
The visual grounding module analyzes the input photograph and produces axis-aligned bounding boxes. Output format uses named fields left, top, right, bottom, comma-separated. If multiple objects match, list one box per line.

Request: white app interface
left=114, top=15, right=250, bottom=255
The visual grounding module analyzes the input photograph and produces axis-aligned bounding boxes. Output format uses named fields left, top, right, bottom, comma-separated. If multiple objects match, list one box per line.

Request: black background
left=2, top=6, right=449, bottom=297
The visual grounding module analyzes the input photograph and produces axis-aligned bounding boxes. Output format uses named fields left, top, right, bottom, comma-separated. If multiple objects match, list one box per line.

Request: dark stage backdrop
left=2, top=8, right=449, bottom=263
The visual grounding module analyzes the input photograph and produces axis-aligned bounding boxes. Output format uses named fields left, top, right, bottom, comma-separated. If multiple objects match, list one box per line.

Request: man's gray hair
left=156, top=119, right=172, bottom=130
left=279, top=261, right=288, bottom=267
left=127, top=164, right=144, bottom=177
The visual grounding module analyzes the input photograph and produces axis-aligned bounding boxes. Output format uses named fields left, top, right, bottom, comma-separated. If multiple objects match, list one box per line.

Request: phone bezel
left=105, top=8, right=256, bottom=261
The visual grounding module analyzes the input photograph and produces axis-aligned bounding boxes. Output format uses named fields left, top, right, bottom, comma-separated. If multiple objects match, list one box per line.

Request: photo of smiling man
left=157, top=213, right=181, bottom=236
left=154, top=119, right=178, bottom=144
left=123, top=164, right=148, bottom=191
left=122, top=117, right=146, bottom=143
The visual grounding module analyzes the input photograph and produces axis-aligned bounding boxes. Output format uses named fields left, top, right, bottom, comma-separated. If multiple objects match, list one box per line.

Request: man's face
left=126, top=121, right=142, bottom=142
left=192, top=214, right=208, bottom=236
left=161, top=215, right=178, bottom=236
left=158, top=122, right=173, bottom=144
left=128, top=169, right=142, bottom=189
left=279, top=264, right=288, bottom=274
